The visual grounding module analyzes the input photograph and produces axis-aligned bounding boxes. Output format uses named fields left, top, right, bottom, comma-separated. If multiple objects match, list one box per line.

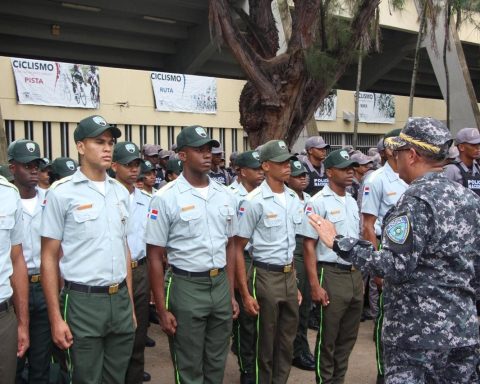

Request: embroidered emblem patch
left=385, top=215, right=410, bottom=244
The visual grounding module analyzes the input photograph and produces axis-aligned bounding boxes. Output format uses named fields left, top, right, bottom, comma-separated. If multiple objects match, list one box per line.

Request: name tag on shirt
left=76, top=203, right=93, bottom=211
left=330, top=209, right=341, bottom=215
left=387, top=192, right=397, bottom=196
left=181, top=205, right=195, bottom=212
left=266, top=213, right=278, bottom=219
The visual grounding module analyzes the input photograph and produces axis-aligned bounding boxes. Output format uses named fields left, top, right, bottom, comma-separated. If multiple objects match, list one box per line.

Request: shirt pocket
left=72, top=208, right=100, bottom=239
left=262, top=217, right=283, bottom=242
left=179, top=209, right=202, bottom=238
left=219, top=205, right=235, bottom=236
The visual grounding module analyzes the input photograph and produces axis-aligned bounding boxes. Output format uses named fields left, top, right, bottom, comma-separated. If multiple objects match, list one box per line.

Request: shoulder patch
left=245, top=187, right=261, bottom=201
left=385, top=215, right=410, bottom=244
left=155, top=180, right=176, bottom=197
left=50, top=176, right=73, bottom=190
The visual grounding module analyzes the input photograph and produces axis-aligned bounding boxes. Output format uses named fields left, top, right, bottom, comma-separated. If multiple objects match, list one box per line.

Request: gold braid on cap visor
left=398, top=133, right=441, bottom=154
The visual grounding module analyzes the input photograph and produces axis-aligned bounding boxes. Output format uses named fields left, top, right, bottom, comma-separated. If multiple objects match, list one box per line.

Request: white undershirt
left=129, top=192, right=134, bottom=204
left=274, top=191, right=286, bottom=207
left=194, top=185, right=209, bottom=199
left=21, top=195, right=38, bottom=215
left=92, top=180, right=106, bottom=195
left=333, top=191, right=346, bottom=205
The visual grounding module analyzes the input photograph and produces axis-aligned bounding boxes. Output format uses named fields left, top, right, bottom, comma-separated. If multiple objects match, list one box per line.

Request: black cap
left=113, top=142, right=143, bottom=165
left=7, top=139, right=44, bottom=163
left=74, top=115, right=121, bottom=142
left=324, top=149, right=359, bottom=169
left=140, top=160, right=155, bottom=174
left=51, top=157, right=78, bottom=178
left=175, top=125, right=219, bottom=152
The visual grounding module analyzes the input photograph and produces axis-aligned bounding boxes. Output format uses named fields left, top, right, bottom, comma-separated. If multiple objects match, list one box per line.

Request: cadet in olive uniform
left=41, top=115, right=135, bottom=384
left=111, top=141, right=152, bottom=384
left=301, top=149, right=363, bottom=384
left=287, top=160, right=315, bottom=371
left=235, top=140, right=301, bottom=384
left=9, top=140, right=52, bottom=384
left=361, top=129, right=407, bottom=383
left=302, top=136, right=330, bottom=196
left=310, top=117, right=480, bottom=384
left=230, top=150, right=264, bottom=384
left=145, top=125, right=239, bottom=384
left=0, top=174, right=29, bottom=384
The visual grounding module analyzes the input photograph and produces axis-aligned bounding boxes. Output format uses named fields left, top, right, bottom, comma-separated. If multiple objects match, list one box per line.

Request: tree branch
left=289, top=0, right=324, bottom=52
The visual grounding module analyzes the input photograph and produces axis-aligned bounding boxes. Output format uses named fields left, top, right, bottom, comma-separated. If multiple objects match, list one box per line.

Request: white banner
left=11, top=58, right=100, bottom=109
left=314, top=90, right=337, bottom=121
left=151, top=72, right=217, bottom=114
left=358, top=92, right=395, bottom=124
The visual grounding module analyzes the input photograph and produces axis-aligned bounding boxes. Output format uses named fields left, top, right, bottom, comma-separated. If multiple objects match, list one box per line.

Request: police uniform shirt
left=361, top=162, right=407, bottom=236
left=303, top=157, right=328, bottom=196
left=21, top=187, right=45, bottom=275
left=300, top=185, right=359, bottom=265
left=444, top=160, right=480, bottom=193
left=0, top=177, right=23, bottom=302
left=41, top=169, right=130, bottom=286
left=230, top=182, right=248, bottom=208
left=209, top=168, right=230, bottom=186
left=127, top=188, right=151, bottom=262
left=144, top=174, right=238, bottom=272
left=237, top=180, right=303, bottom=265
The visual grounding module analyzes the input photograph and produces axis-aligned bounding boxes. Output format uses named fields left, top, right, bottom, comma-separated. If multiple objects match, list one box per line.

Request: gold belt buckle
left=131, top=260, right=138, bottom=269
left=283, top=264, right=292, bottom=273
left=209, top=268, right=219, bottom=277
left=30, top=274, right=41, bottom=283
left=108, top=283, right=119, bottom=295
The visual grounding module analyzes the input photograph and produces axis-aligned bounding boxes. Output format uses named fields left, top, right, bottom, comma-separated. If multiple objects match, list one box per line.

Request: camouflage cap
left=74, top=115, right=121, bottom=142
left=166, top=158, right=183, bottom=175
left=52, top=157, right=78, bottom=178
left=235, top=150, right=261, bottom=169
left=383, top=128, right=402, bottom=149
left=113, top=141, right=143, bottom=165
left=7, top=139, right=44, bottom=163
left=290, top=159, right=307, bottom=176
left=259, top=140, right=296, bottom=163
left=324, top=149, right=359, bottom=169
left=392, top=117, right=452, bottom=156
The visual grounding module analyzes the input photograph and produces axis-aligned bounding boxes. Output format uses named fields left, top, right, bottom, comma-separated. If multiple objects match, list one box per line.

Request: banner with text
left=314, top=90, right=337, bottom=121
left=358, top=92, right=395, bottom=124
left=11, top=58, right=100, bottom=109
left=151, top=72, right=217, bottom=114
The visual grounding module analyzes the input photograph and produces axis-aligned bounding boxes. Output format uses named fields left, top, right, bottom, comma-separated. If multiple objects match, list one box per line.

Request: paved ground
left=145, top=319, right=378, bottom=383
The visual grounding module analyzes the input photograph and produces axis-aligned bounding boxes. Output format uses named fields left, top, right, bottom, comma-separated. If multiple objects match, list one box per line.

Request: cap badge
left=293, top=160, right=302, bottom=169
left=125, top=144, right=136, bottom=153
left=26, top=142, right=36, bottom=153
left=195, top=127, right=207, bottom=138
left=66, top=161, right=75, bottom=170
left=252, top=151, right=260, bottom=160
left=145, top=160, right=152, bottom=167
left=340, top=150, right=349, bottom=160
left=92, top=116, right=107, bottom=127
left=278, top=141, right=287, bottom=149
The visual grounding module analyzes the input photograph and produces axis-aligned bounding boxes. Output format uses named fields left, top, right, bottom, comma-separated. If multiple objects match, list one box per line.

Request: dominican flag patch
left=148, top=209, right=158, bottom=220
left=238, top=207, right=246, bottom=217
left=363, top=186, right=370, bottom=196
left=305, top=205, right=313, bottom=215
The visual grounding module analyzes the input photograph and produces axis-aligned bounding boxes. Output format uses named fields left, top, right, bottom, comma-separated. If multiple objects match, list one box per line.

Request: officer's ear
left=177, top=150, right=187, bottom=162
left=261, top=161, right=269, bottom=173
left=111, top=162, right=118, bottom=173
left=76, top=140, right=86, bottom=156
left=457, top=143, right=465, bottom=154
left=325, top=168, right=333, bottom=178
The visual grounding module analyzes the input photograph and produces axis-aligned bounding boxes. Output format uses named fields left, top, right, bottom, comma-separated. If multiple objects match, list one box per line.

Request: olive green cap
left=7, top=139, right=44, bottom=163
left=324, top=149, right=359, bottom=169
left=51, top=157, right=78, bottom=178
left=74, top=115, right=121, bottom=142
left=39, top=157, right=52, bottom=170
left=140, top=160, right=155, bottom=174
left=259, top=140, right=296, bottom=163
left=166, top=158, right=183, bottom=174
left=0, top=164, right=14, bottom=182
left=290, top=159, right=307, bottom=176
left=175, top=125, right=219, bottom=152
left=235, top=150, right=261, bottom=169
left=113, top=141, right=143, bottom=165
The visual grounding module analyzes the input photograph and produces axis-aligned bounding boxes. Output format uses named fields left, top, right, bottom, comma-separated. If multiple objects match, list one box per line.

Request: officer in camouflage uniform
left=308, top=117, right=480, bottom=383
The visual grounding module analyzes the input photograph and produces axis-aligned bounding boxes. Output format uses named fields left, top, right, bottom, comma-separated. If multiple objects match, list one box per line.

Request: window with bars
left=5, top=120, right=15, bottom=144
left=168, top=126, right=175, bottom=149
left=24, top=121, right=34, bottom=140
left=154, top=125, right=161, bottom=146
left=139, top=125, right=147, bottom=147
left=231, top=129, right=238, bottom=152
left=219, top=128, right=226, bottom=148
left=42, top=122, right=52, bottom=158
left=60, top=122, right=69, bottom=157
left=321, top=132, right=383, bottom=154
left=124, top=124, right=132, bottom=142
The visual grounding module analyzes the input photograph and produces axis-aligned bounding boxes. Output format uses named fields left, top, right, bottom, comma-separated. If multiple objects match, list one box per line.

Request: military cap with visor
left=74, top=115, right=121, bottom=142
left=383, top=128, right=402, bottom=149
left=305, top=136, right=330, bottom=150
left=8, top=139, right=44, bottom=164
left=113, top=141, right=143, bottom=165
left=259, top=140, right=296, bottom=163
left=51, top=157, right=78, bottom=178
left=455, top=127, right=480, bottom=145
left=290, top=159, right=308, bottom=176
left=140, top=160, right=155, bottom=174
left=391, top=117, right=452, bottom=157
left=175, top=125, right=219, bottom=152
left=40, top=157, right=52, bottom=170
left=166, top=158, right=183, bottom=175
left=235, top=150, right=261, bottom=169
left=324, top=149, right=359, bottom=169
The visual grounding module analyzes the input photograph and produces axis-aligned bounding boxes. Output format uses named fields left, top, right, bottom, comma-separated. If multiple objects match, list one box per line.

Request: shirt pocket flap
left=219, top=206, right=235, bottom=216
left=72, top=209, right=100, bottom=223
left=327, top=213, right=345, bottom=223
left=0, top=214, right=15, bottom=229
left=179, top=209, right=202, bottom=222
left=263, top=217, right=282, bottom=227
left=292, top=214, right=303, bottom=224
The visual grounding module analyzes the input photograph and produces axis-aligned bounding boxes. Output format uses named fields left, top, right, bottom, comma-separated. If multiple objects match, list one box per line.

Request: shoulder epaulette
left=155, top=180, right=177, bottom=197
left=285, top=186, right=297, bottom=198
left=310, top=190, right=325, bottom=202
left=245, top=186, right=261, bottom=201
left=50, top=176, right=73, bottom=190
left=139, top=189, right=152, bottom=198
left=0, top=175, right=18, bottom=192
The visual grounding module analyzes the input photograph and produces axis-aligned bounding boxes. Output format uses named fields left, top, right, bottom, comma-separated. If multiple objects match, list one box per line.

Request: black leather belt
left=318, top=261, right=355, bottom=272
left=131, top=257, right=147, bottom=269
left=253, top=260, right=293, bottom=273
left=64, top=279, right=127, bottom=295
left=0, top=298, right=13, bottom=312
left=171, top=265, right=224, bottom=278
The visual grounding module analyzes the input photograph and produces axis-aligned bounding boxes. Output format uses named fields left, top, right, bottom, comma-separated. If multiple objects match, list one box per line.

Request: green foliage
left=304, top=49, right=338, bottom=82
